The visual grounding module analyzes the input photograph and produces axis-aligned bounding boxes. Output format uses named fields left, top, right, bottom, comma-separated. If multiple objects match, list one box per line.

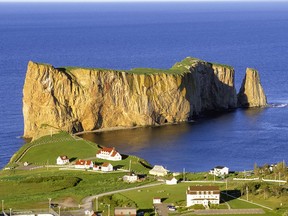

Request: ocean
left=0, top=2, right=288, bottom=172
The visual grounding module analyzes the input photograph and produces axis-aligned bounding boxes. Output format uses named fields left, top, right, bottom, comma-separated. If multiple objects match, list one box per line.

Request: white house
left=166, top=177, right=178, bottom=185
left=186, top=186, right=220, bottom=208
left=153, top=197, right=162, bottom=204
left=56, top=156, right=69, bottom=165
left=123, top=173, right=138, bottom=183
left=149, top=165, right=168, bottom=176
left=96, top=147, right=122, bottom=161
left=101, top=162, right=113, bottom=172
left=93, top=165, right=100, bottom=171
left=209, top=166, right=229, bottom=177
left=75, top=160, right=93, bottom=169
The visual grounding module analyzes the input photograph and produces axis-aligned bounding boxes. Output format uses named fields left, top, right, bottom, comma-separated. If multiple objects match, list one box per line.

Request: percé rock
left=237, top=68, right=267, bottom=107
left=23, top=57, right=239, bottom=138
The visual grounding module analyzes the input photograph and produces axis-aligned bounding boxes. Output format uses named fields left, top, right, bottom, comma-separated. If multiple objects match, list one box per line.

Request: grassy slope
left=1, top=132, right=153, bottom=209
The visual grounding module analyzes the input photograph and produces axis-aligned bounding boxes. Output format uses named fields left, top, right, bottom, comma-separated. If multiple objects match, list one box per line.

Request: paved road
left=81, top=182, right=164, bottom=210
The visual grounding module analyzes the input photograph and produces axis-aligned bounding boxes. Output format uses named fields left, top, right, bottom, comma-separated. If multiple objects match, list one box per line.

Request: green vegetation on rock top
left=52, top=57, right=233, bottom=75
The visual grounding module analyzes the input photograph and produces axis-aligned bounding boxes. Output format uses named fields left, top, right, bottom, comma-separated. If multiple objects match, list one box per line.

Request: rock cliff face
left=23, top=57, right=265, bottom=138
left=237, top=68, right=267, bottom=107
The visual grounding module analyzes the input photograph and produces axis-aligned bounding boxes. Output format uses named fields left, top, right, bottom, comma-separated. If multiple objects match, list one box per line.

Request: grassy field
left=0, top=168, right=154, bottom=210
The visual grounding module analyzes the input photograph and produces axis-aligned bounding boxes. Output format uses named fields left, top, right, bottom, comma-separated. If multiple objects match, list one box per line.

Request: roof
left=59, top=155, right=69, bottom=160
left=86, top=160, right=92, bottom=165
left=153, top=197, right=161, bottom=200
left=166, top=176, right=176, bottom=181
left=98, top=147, right=115, bottom=154
left=187, top=186, right=220, bottom=194
left=150, top=165, right=168, bottom=172
left=214, top=166, right=226, bottom=169
left=75, top=159, right=85, bottom=165
left=102, top=162, right=112, bottom=167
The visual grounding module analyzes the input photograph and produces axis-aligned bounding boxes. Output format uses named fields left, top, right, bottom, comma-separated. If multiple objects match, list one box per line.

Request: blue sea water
left=0, top=2, right=288, bottom=171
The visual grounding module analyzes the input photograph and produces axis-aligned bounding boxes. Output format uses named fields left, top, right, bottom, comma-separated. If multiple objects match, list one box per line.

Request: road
left=81, top=182, right=164, bottom=210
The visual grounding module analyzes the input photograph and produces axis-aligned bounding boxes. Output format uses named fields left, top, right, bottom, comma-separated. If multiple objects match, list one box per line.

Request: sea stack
left=22, top=57, right=238, bottom=138
left=237, top=68, right=267, bottom=107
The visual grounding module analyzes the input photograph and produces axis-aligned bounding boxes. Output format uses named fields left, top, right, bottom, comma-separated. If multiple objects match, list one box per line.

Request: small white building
left=96, top=147, right=122, bottom=161
left=75, top=159, right=93, bottom=169
left=101, top=162, right=113, bottom=172
left=149, top=165, right=168, bottom=176
left=166, top=177, right=178, bottom=185
left=186, top=186, right=220, bottom=208
left=209, top=166, right=229, bottom=177
left=56, top=155, right=69, bottom=165
left=123, top=173, right=138, bottom=183
left=93, top=165, right=100, bottom=171
left=153, top=197, right=162, bottom=204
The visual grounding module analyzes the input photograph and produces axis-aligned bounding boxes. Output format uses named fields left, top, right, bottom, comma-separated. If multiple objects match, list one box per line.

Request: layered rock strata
left=23, top=57, right=265, bottom=138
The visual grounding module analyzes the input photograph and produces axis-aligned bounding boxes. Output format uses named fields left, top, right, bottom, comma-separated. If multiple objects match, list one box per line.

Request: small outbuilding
left=166, top=177, right=178, bottom=185
left=101, top=162, right=113, bottom=172
left=114, top=207, right=137, bottom=216
left=56, top=155, right=70, bottom=165
left=149, top=165, right=168, bottom=176
left=209, top=166, right=229, bottom=177
left=153, top=197, right=162, bottom=204
left=123, top=173, right=138, bottom=183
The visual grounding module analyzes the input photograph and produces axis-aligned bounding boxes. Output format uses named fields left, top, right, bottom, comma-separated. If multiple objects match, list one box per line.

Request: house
left=166, top=177, right=178, bottom=185
left=186, top=186, right=220, bottom=207
left=209, top=166, right=229, bottom=177
left=56, top=155, right=69, bottom=165
left=149, top=165, right=168, bottom=176
left=84, top=210, right=96, bottom=216
left=153, top=197, right=162, bottom=204
left=123, top=173, right=138, bottom=183
left=93, top=165, right=100, bottom=171
left=101, top=162, right=113, bottom=172
left=96, top=147, right=122, bottom=161
left=114, top=207, right=137, bottom=216
left=75, top=159, right=93, bottom=169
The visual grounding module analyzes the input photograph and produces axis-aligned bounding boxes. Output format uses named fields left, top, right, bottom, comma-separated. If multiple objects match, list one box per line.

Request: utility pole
left=1, top=200, right=4, bottom=212
left=183, top=168, right=185, bottom=181
left=58, top=206, right=61, bottom=216
left=129, top=160, right=131, bottom=172
left=107, top=204, right=110, bottom=216
left=95, top=197, right=98, bottom=212
left=9, top=208, right=12, bottom=216
left=279, top=172, right=281, bottom=186
left=246, top=186, right=249, bottom=201
left=226, top=179, right=228, bottom=194
left=48, top=198, right=51, bottom=213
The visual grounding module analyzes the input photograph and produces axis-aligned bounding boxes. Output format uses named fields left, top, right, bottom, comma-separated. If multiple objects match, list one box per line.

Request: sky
left=0, top=0, right=286, bottom=2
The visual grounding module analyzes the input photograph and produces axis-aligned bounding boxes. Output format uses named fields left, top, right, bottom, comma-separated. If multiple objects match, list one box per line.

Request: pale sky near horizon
left=0, top=0, right=286, bottom=2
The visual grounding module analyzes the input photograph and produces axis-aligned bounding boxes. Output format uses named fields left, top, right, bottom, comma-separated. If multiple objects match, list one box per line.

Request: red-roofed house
left=56, top=156, right=69, bottom=165
left=75, top=159, right=93, bottom=169
left=101, top=162, right=113, bottom=172
left=96, top=147, right=122, bottom=161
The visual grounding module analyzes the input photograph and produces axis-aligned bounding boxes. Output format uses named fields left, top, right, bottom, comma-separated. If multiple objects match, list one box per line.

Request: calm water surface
left=0, top=2, right=288, bottom=171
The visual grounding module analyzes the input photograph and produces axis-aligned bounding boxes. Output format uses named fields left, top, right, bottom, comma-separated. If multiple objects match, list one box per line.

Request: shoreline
left=74, top=120, right=194, bottom=135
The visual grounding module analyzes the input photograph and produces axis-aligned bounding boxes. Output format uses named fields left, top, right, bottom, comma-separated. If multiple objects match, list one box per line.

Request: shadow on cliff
left=178, top=64, right=238, bottom=120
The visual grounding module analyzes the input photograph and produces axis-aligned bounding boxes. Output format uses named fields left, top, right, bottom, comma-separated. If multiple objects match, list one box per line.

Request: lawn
left=9, top=132, right=99, bottom=166
left=0, top=168, right=154, bottom=210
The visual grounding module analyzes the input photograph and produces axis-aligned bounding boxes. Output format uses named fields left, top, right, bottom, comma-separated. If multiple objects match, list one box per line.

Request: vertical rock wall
left=23, top=57, right=265, bottom=139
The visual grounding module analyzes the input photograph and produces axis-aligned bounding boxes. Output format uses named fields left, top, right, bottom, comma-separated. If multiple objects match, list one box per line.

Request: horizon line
left=0, top=0, right=287, bottom=2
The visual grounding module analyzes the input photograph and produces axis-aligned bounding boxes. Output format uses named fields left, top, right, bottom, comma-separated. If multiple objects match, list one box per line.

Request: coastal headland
left=22, top=57, right=267, bottom=139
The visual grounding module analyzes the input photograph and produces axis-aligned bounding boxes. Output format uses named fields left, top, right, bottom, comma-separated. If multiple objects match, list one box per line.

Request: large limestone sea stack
left=238, top=68, right=267, bottom=107
left=22, top=57, right=266, bottom=139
